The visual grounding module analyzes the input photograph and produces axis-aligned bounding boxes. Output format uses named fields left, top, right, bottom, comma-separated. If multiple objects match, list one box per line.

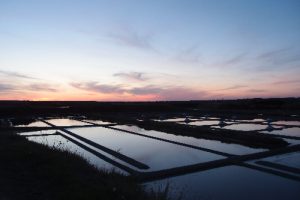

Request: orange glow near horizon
left=1, top=82, right=298, bottom=101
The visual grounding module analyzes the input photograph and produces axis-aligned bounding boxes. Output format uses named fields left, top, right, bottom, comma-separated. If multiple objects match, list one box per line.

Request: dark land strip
left=255, top=160, right=300, bottom=174
left=239, top=163, right=300, bottom=181
left=24, top=133, right=60, bottom=137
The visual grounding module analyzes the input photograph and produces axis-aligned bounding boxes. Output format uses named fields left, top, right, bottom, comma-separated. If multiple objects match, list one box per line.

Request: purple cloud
left=216, top=85, right=247, bottom=91
left=113, top=72, right=147, bottom=81
left=0, top=69, right=36, bottom=79
left=129, top=86, right=163, bottom=95
left=27, top=83, right=57, bottom=92
left=247, top=89, right=267, bottom=93
left=71, top=82, right=126, bottom=94
left=0, top=82, right=57, bottom=93
left=0, top=83, right=16, bottom=92
left=71, top=81, right=208, bottom=100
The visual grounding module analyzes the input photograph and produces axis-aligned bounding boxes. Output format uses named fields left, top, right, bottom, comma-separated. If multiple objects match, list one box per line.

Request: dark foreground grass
left=0, top=131, right=168, bottom=200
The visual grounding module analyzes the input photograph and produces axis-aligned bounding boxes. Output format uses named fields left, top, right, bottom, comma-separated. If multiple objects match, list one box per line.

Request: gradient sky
left=0, top=0, right=300, bottom=101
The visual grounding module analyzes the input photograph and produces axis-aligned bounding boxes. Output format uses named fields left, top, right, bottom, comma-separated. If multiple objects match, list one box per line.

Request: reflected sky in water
left=145, top=165, right=300, bottom=200
left=25, top=133, right=127, bottom=174
left=15, top=121, right=50, bottom=127
left=68, top=127, right=224, bottom=171
left=114, top=125, right=265, bottom=155
left=46, top=118, right=90, bottom=126
left=261, top=127, right=300, bottom=137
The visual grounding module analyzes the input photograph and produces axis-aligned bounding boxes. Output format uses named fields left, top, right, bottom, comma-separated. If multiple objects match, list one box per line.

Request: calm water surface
left=113, top=125, right=265, bottom=155
left=145, top=165, right=300, bottom=200
left=68, top=127, right=224, bottom=171
left=21, top=131, right=127, bottom=174
left=45, top=118, right=90, bottom=126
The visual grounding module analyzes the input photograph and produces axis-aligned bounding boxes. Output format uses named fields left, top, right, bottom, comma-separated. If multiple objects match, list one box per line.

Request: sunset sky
left=0, top=0, right=300, bottom=101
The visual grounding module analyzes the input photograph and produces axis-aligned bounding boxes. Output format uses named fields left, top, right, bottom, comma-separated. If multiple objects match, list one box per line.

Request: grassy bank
left=0, top=130, right=167, bottom=200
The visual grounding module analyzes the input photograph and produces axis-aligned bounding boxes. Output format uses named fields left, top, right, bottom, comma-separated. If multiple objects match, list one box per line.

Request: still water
left=83, top=119, right=114, bottom=125
left=15, top=121, right=50, bottom=127
left=68, top=127, right=224, bottom=171
left=145, top=165, right=300, bottom=200
left=113, top=125, right=264, bottom=155
left=261, top=127, right=300, bottom=137
left=21, top=130, right=127, bottom=174
left=257, top=152, right=300, bottom=169
left=221, top=123, right=268, bottom=131
left=45, top=118, right=91, bottom=126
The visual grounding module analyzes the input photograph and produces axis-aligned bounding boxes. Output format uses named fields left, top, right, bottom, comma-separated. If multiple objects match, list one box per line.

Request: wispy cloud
left=71, top=82, right=125, bottom=94
left=256, top=47, right=300, bottom=67
left=216, top=85, right=247, bottom=91
left=129, top=85, right=163, bottom=95
left=0, top=69, right=36, bottom=79
left=0, top=82, right=58, bottom=93
left=222, top=53, right=247, bottom=66
left=108, top=27, right=154, bottom=50
left=272, top=79, right=300, bottom=85
left=174, top=45, right=201, bottom=63
left=247, top=89, right=267, bottom=93
left=0, top=83, right=16, bottom=92
left=70, top=81, right=208, bottom=100
left=27, top=83, right=57, bottom=92
left=257, top=47, right=291, bottom=60
left=113, top=72, right=147, bottom=81
left=156, top=87, right=208, bottom=101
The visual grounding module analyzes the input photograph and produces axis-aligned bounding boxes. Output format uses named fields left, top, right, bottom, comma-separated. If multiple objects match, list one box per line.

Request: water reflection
left=272, top=121, right=300, bottom=126
left=83, top=119, right=113, bottom=125
left=237, top=118, right=265, bottom=123
left=15, top=121, right=50, bottom=127
left=257, top=152, right=300, bottom=169
left=68, top=127, right=224, bottom=171
left=145, top=166, right=300, bottom=200
left=183, top=120, right=220, bottom=126
left=45, top=118, right=90, bottom=126
left=261, top=127, right=300, bottom=137
left=113, top=125, right=265, bottom=155
left=19, top=130, right=57, bottom=136
left=221, top=123, right=268, bottom=131
left=22, top=132, right=126, bottom=174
